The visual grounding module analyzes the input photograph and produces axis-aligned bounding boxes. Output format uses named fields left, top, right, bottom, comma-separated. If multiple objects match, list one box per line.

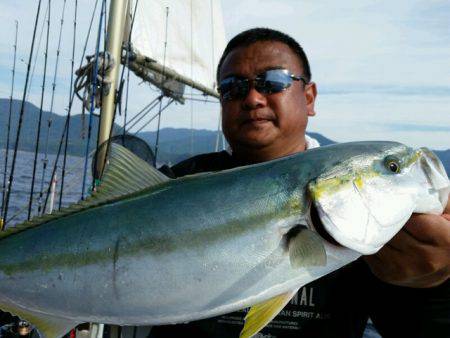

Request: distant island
left=1, top=98, right=449, bottom=173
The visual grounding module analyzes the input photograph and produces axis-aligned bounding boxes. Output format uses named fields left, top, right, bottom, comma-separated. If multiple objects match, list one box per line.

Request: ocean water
left=0, top=148, right=92, bottom=226
left=0, top=148, right=381, bottom=337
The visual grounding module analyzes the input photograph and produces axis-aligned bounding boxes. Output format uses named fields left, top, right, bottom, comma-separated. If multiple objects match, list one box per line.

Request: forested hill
left=1, top=98, right=449, bottom=173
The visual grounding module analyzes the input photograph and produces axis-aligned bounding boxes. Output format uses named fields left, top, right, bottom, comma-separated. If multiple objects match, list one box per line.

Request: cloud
left=0, top=0, right=448, bottom=151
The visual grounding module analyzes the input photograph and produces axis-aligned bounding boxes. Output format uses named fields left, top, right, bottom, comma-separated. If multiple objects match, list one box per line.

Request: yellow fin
left=240, top=289, right=298, bottom=338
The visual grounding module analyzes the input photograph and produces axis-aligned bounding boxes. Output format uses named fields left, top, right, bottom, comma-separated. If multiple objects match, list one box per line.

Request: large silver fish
left=0, top=142, right=448, bottom=338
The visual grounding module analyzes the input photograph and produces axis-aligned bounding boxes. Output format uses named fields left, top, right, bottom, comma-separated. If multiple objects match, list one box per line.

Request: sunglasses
left=218, top=68, right=308, bottom=101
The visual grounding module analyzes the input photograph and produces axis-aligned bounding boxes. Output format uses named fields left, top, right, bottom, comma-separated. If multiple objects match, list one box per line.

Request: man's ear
left=305, top=82, right=317, bottom=117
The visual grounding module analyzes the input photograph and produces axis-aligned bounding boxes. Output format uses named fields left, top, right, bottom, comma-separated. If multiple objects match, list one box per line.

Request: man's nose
left=241, top=86, right=267, bottom=110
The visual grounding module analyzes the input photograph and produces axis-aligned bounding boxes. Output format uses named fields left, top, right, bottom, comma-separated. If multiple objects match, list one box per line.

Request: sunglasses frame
left=218, top=68, right=308, bottom=101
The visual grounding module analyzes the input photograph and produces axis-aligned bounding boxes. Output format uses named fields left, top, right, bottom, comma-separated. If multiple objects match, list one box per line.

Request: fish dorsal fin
left=288, top=227, right=327, bottom=268
left=240, top=289, right=298, bottom=338
left=0, top=144, right=170, bottom=239
left=95, top=143, right=169, bottom=198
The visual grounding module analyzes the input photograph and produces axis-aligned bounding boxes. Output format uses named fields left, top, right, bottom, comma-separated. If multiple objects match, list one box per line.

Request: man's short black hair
left=216, top=27, right=312, bottom=84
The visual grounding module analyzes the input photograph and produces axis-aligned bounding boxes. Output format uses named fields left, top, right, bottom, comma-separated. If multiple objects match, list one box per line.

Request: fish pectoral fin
left=0, top=305, right=80, bottom=338
left=288, top=227, right=327, bottom=268
left=240, top=289, right=298, bottom=338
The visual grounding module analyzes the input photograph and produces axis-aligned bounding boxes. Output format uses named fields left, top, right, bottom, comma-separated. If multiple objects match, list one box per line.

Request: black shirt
left=152, top=151, right=450, bottom=338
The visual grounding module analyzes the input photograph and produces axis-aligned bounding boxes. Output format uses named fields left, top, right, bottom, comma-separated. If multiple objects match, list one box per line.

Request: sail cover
left=130, top=0, right=227, bottom=93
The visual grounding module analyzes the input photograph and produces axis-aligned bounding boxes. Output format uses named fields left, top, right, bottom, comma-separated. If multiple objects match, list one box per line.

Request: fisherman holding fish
left=0, top=28, right=448, bottom=338
left=153, top=28, right=450, bottom=338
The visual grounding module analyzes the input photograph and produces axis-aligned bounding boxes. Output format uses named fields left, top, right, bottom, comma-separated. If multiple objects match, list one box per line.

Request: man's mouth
left=242, top=116, right=275, bottom=125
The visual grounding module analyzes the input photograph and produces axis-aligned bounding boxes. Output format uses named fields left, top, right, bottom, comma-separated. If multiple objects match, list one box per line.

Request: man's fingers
left=364, top=246, right=413, bottom=283
left=402, top=214, right=450, bottom=245
left=383, top=228, right=421, bottom=253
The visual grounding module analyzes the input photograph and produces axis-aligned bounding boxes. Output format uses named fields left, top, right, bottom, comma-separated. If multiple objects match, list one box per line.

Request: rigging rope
left=134, top=99, right=174, bottom=135
left=190, top=0, right=194, bottom=156
left=59, top=0, right=78, bottom=210
left=1, top=0, right=43, bottom=228
left=0, top=21, right=18, bottom=229
left=37, top=0, right=68, bottom=215
left=120, top=0, right=140, bottom=140
left=28, top=0, right=52, bottom=220
left=125, top=96, right=162, bottom=132
left=153, top=7, right=170, bottom=166
left=74, top=52, right=114, bottom=111
left=81, top=0, right=107, bottom=200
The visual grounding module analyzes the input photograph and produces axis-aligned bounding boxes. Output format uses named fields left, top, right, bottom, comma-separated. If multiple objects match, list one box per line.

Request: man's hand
left=364, top=196, right=450, bottom=288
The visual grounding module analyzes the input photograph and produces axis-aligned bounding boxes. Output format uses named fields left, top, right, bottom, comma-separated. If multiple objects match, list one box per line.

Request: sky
left=0, top=0, right=449, bottom=150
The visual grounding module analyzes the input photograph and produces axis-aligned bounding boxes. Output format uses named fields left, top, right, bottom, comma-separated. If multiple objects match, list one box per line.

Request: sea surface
left=0, top=148, right=381, bottom=337
left=0, top=148, right=92, bottom=226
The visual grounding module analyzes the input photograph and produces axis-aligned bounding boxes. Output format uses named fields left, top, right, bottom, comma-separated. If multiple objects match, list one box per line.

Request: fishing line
left=81, top=0, right=107, bottom=200
left=43, top=0, right=100, bottom=212
left=25, top=0, right=49, bottom=103
left=28, top=0, right=52, bottom=220
left=1, top=21, right=18, bottom=227
left=59, top=0, right=78, bottom=210
left=37, top=0, right=68, bottom=214
left=2, top=0, right=43, bottom=227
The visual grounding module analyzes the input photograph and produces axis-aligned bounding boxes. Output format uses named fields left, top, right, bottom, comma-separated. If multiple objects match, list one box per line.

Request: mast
left=94, top=0, right=129, bottom=181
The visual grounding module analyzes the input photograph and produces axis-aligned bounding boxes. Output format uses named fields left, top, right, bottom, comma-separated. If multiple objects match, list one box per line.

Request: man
left=154, top=28, right=450, bottom=337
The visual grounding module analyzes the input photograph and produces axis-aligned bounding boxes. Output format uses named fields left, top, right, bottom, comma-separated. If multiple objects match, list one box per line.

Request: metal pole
left=94, top=0, right=129, bottom=181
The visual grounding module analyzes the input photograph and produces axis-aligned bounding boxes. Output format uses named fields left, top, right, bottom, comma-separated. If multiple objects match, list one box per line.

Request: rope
left=134, top=98, right=174, bottom=135
left=121, top=0, right=140, bottom=139
left=74, top=52, right=114, bottom=111
left=59, top=0, right=78, bottom=210
left=153, top=7, right=170, bottom=166
left=124, top=96, right=161, bottom=132
left=1, top=20, right=18, bottom=227
left=28, top=0, right=52, bottom=220
left=1, top=0, right=43, bottom=228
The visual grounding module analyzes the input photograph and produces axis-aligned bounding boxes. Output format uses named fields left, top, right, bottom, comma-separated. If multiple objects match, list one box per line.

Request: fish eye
left=384, top=156, right=401, bottom=174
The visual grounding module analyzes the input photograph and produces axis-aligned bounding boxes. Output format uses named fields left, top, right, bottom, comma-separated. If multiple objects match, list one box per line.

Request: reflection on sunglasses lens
left=220, top=69, right=297, bottom=100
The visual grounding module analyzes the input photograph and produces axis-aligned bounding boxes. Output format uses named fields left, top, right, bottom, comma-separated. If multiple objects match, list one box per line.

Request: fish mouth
left=308, top=201, right=341, bottom=247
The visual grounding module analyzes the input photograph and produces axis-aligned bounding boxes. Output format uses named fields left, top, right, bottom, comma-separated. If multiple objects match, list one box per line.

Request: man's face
left=219, top=41, right=317, bottom=162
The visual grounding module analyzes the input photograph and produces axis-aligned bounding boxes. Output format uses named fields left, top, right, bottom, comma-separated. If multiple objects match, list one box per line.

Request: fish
left=0, top=141, right=447, bottom=338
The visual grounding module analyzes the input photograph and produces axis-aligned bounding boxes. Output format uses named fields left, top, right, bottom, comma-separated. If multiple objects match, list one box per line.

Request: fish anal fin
left=288, top=227, right=327, bottom=268
left=0, top=304, right=80, bottom=338
left=240, top=289, right=298, bottom=338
